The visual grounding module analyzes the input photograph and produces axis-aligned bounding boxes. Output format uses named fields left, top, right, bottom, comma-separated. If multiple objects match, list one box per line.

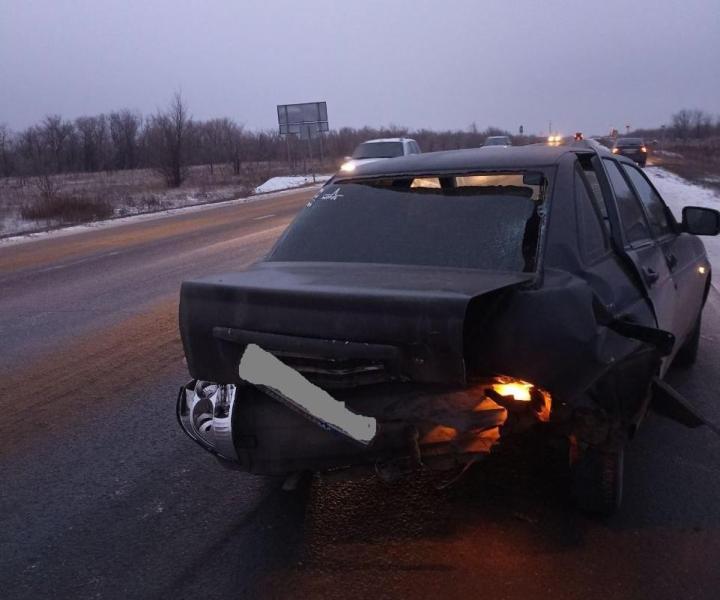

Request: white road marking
left=252, top=214, right=276, bottom=221
left=34, top=250, right=122, bottom=273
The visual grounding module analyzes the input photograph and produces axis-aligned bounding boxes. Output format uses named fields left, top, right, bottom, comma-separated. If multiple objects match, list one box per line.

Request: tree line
left=0, top=94, right=243, bottom=187
left=0, top=94, right=519, bottom=187
left=1, top=95, right=717, bottom=187
left=629, top=109, right=720, bottom=142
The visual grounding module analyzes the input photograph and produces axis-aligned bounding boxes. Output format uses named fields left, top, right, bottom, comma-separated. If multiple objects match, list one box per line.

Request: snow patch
left=646, top=167, right=720, bottom=290
left=255, top=175, right=331, bottom=194
left=0, top=185, right=319, bottom=248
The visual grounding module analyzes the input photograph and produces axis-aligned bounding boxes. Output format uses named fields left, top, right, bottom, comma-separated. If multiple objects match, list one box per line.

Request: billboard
left=277, top=101, right=329, bottom=136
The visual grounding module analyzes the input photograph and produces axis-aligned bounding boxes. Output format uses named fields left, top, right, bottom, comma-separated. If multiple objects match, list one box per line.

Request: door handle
left=643, top=266, right=659, bottom=285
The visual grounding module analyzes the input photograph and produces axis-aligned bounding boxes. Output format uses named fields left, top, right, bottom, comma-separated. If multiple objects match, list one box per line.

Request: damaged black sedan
left=177, top=144, right=719, bottom=514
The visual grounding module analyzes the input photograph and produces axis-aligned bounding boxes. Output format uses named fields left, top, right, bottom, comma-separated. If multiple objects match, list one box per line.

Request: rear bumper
left=177, top=377, right=552, bottom=475
left=617, top=150, right=646, bottom=164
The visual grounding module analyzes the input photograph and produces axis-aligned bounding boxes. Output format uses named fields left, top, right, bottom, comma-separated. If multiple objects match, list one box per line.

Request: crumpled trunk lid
left=180, top=261, right=533, bottom=386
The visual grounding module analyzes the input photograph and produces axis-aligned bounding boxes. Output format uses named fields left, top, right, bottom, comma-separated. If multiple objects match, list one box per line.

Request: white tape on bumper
left=238, top=343, right=377, bottom=445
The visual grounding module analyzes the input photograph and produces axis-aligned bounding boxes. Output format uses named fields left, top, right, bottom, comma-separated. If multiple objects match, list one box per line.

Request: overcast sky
left=1, top=0, right=718, bottom=135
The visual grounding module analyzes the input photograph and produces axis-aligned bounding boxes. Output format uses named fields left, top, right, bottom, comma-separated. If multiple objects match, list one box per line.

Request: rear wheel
left=571, top=444, right=624, bottom=516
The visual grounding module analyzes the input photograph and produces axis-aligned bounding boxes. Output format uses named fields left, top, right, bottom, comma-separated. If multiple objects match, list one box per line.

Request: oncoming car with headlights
left=339, top=137, right=421, bottom=173
left=177, top=145, right=719, bottom=515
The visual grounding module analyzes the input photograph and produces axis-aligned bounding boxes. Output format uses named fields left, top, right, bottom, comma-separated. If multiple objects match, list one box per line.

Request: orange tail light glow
left=492, top=381, right=533, bottom=401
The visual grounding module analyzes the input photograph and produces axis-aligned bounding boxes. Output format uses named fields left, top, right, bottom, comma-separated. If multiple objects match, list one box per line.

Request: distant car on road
left=340, top=138, right=421, bottom=172
left=178, top=143, right=719, bottom=515
left=612, top=137, right=648, bottom=166
left=483, top=135, right=512, bottom=147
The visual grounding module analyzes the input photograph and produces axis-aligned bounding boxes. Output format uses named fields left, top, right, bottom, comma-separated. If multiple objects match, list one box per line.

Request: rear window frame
left=271, top=167, right=555, bottom=279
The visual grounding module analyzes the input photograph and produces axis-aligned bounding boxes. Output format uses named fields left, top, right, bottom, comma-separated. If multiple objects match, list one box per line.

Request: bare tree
left=76, top=115, right=110, bottom=171
left=0, top=124, right=14, bottom=177
left=199, top=118, right=247, bottom=176
left=148, top=92, right=192, bottom=187
left=40, top=115, right=74, bottom=172
left=690, top=109, right=713, bottom=139
left=109, top=110, right=141, bottom=170
left=198, top=118, right=225, bottom=175
left=228, top=121, right=246, bottom=175
left=672, top=109, right=693, bottom=139
left=671, top=108, right=715, bottom=140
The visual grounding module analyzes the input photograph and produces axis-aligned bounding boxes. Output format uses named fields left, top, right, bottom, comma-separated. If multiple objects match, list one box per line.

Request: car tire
left=674, top=313, right=701, bottom=367
left=571, top=444, right=624, bottom=516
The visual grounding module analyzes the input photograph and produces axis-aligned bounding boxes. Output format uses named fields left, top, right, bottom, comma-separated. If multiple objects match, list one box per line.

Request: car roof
left=359, top=138, right=412, bottom=144
left=335, top=144, right=586, bottom=179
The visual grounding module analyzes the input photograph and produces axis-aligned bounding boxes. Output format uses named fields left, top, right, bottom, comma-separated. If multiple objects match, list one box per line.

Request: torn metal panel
left=177, top=363, right=555, bottom=475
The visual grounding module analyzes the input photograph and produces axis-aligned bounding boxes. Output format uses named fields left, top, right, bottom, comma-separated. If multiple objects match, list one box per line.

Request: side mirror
left=682, top=206, right=720, bottom=236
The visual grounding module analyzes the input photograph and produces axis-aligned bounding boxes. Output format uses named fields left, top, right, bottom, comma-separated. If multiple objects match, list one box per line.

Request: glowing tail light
left=488, top=377, right=552, bottom=422
left=492, top=381, right=533, bottom=401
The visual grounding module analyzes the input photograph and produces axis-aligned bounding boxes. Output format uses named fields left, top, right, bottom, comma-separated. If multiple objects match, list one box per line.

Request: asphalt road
left=2, top=186, right=720, bottom=600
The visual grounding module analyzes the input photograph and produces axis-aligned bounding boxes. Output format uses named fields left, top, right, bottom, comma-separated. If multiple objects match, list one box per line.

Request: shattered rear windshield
left=268, top=172, right=548, bottom=272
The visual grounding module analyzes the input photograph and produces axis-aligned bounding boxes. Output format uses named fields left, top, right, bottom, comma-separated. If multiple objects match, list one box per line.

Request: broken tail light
left=487, top=376, right=552, bottom=422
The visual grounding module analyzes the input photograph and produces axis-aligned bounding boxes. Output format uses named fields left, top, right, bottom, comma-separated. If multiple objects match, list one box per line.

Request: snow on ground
left=646, top=166, right=720, bottom=289
left=0, top=181, right=256, bottom=238
left=0, top=184, right=322, bottom=248
left=255, top=175, right=331, bottom=194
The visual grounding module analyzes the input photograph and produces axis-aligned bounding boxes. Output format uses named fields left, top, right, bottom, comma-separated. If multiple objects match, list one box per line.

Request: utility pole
left=304, top=124, right=316, bottom=184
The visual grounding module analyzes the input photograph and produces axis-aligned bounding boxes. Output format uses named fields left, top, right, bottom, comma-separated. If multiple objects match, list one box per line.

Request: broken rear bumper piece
left=177, top=344, right=552, bottom=476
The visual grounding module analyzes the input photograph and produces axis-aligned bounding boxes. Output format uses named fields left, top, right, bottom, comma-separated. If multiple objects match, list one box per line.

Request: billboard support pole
left=305, top=125, right=315, bottom=183
left=285, top=135, right=291, bottom=173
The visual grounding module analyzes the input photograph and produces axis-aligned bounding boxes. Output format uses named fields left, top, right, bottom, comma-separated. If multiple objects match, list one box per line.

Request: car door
left=573, top=163, right=646, bottom=321
left=601, top=158, right=678, bottom=341
left=620, top=162, right=706, bottom=341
